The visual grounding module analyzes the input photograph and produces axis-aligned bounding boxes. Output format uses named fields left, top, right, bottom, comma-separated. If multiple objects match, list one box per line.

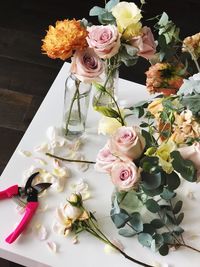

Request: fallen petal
left=34, top=157, right=47, bottom=166
left=46, top=241, right=57, bottom=253
left=37, top=225, right=48, bottom=241
left=18, top=150, right=32, bottom=157
left=34, top=143, right=49, bottom=153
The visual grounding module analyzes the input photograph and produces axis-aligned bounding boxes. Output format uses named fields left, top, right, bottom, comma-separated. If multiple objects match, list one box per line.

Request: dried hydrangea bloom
left=42, top=19, right=88, bottom=60
left=145, top=63, right=185, bottom=96
left=170, top=110, right=200, bottom=144
left=182, top=32, right=200, bottom=59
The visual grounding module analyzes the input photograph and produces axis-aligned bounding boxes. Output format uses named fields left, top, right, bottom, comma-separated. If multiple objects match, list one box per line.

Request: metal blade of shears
left=32, top=183, right=52, bottom=194
left=25, top=172, right=40, bottom=191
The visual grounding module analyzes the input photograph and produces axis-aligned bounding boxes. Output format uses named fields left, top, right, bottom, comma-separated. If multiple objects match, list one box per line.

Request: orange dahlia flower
left=145, top=63, right=185, bottom=96
left=42, top=19, right=88, bottom=60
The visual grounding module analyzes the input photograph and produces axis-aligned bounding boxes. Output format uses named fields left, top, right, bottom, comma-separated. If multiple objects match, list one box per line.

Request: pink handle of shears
left=0, top=185, right=18, bottom=199
left=5, top=202, right=39, bottom=244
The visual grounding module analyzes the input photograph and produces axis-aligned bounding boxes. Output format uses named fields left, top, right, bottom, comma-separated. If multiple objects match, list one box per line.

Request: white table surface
left=0, top=62, right=200, bottom=267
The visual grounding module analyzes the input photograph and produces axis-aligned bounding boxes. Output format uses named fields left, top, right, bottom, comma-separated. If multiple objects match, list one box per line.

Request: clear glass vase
left=62, top=74, right=91, bottom=138
left=92, top=65, right=119, bottom=107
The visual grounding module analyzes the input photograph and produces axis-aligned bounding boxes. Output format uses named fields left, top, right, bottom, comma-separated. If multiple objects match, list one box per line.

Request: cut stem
left=46, top=152, right=96, bottom=164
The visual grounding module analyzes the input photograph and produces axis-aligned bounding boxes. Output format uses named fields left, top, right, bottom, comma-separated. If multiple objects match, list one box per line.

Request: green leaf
left=171, top=151, right=197, bottom=182
left=166, top=172, right=180, bottom=191
left=141, top=130, right=157, bottom=148
left=142, top=186, right=163, bottom=197
left=173, top=226, right=184, bottom=235
left=111, top=210, right=130, bottom=228
left=89, top=6, right=105, bottom=16
left=158, top=12, right=169, bottom=27
left=151, top=219, right=164, bottom=229
left=105, top=0, right=119, bottom=11
left=119, top=191, right=142, bottom=214
left=176, top=212, right=184, bottom=225
left=141, top=170, right=163, bottom=190
left=98, top=12, right=115, bottom=24
left=162, top=232, right=174, bottom=243
left=138, top=233, right=153, bottom=247
left=173, top=200, right=183, bottom=214
left=145, top=199, right=160, bottom=213
left=143, top=223, right=156, bottom=235
left=161, top=188, right=176, bottom=200
left=124, top=44, right=138, bottom=56
left=180, top=94, right=200, bottom=117
left=93, top=82, right=106, bottom=92
left=118, top=228, right=137, bottom=237
left=94, top=106, right=120, bottom=118
left=159, top=244, right=169, bottom=256
left=129, top=212, right=143, bottom=232
left=140, top=122, right=149, bottom=128
left=140, top=157, right=160, bottom=174
left=153, top=233, right=164, bottom=249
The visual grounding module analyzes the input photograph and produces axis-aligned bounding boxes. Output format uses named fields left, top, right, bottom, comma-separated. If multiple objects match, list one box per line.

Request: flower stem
left=178, top=243, right=200, bottom=253
left=86, top=217, right=154, bottom=267
left=46, top=152, right=96, bottom=164
left=65, top=81, right=80, bottom=136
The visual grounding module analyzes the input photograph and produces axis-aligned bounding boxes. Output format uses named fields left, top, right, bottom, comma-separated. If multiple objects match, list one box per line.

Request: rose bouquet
left=41, top=0, right=158, bottom=137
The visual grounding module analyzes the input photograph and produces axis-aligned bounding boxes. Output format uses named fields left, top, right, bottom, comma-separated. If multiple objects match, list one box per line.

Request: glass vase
left=92, top=65, right=119, bottom=107
left=63, top=74, right=91, bottom=138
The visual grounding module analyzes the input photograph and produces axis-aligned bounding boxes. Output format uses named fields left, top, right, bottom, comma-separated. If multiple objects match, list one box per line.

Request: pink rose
left=178, top=142, right=200, bottom=180
left=130, top=26, right=156, bottom=60
left=86, top=25, right=120, bottom=59
left=111, top=159, right=139, bottom=191
left=95, top=143, right=118, bottom=173
left=70, top=47, right=104, bottom=83
left=110, top=126, right=145, bottom=160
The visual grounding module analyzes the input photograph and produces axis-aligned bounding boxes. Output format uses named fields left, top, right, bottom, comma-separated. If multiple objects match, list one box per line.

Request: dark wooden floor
left=0, top=0, right=199, bottom=266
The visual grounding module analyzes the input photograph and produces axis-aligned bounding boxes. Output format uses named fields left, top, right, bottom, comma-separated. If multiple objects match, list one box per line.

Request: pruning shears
left=0, top=172, right=51, bottom=244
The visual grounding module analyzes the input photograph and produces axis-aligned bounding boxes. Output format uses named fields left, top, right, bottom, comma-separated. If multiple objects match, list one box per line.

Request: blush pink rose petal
left=110, top=126, right=145, bottom=160
left=111, top=159, right=139, bottom=191
left=95, top=143, right=118, bottom=173
left=130, top=26, right=156, bottom=60
left=70, top=47, right=104, bottom=83
left=86, top=25, right=121, bottom=59
left=178, top=142, right=200, bottom=181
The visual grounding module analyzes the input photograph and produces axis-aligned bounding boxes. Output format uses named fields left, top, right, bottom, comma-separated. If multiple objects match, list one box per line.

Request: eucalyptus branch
left=46, top=152, right=96, bottom=164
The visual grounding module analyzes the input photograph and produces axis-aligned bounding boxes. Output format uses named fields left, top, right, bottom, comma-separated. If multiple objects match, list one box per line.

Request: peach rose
left=178, top=142, right=200, bottom=180
left=130, top=26, right=156, bottom=60
left=95, top=143, right=118, bottom=173
left=70, top=47, right=104, bottom=83
left=111, top=159, right=139, bottom=191
left=110, top=126, right=145, bottom=160
left=86, top=25, right=120, bottom=59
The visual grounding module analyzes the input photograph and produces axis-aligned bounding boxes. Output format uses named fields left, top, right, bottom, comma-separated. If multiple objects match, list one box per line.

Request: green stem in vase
left=65, top=79, right=81, bottom=136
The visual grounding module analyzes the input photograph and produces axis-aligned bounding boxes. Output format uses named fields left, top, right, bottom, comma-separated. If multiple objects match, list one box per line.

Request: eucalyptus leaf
left=173, top=226, right=184, bottom=235
left=98, top=12, right=115, bottom=24
left=158, top=12, right=169, bottom=27
left=89, top=6, right=105, bottom=16
left=176, top=212, right=184, bottom=225
left=162, top=232, right=174, bottom=244
left=171, top=151, right=197, bottom=182
left=161, top=188, right=176, bottom=200
left=118, top=228, right=137, bottom=237
left=159, top=244, right=169, bottom=256
left=173, top=200, right=183, bottom=214
left=153, top=233, right=164, bottom=250
left=143, top=223, right=156, bottom=235
left=151, top=219, right=164, bottom=229
left=129, top=212, right=143, bottom=232
left=111, top=209, right=130, bottom=228
left=166, top=172, right=180, bottom=191
left=119, top=191, right=142, bottom=214
left=145, top=199, right=160, bottom=213
left=141, top=171, right=162, bottom=190
left=142, top=186, right=163, bottom=197
left=138, top=233, right=153, bottom=248
left=105, top=0, right=119, bottom=11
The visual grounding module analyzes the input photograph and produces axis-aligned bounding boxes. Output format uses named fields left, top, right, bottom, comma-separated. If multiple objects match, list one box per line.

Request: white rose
left=112, top=2, right=142, bottom=30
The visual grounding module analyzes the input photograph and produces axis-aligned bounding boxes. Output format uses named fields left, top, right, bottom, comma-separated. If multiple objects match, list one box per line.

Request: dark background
left=0, top=0, right=199, bottom=266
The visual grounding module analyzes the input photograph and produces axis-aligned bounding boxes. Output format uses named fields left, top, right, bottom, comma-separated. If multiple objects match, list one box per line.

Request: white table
left=0, top=63, right=200, bottom=267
